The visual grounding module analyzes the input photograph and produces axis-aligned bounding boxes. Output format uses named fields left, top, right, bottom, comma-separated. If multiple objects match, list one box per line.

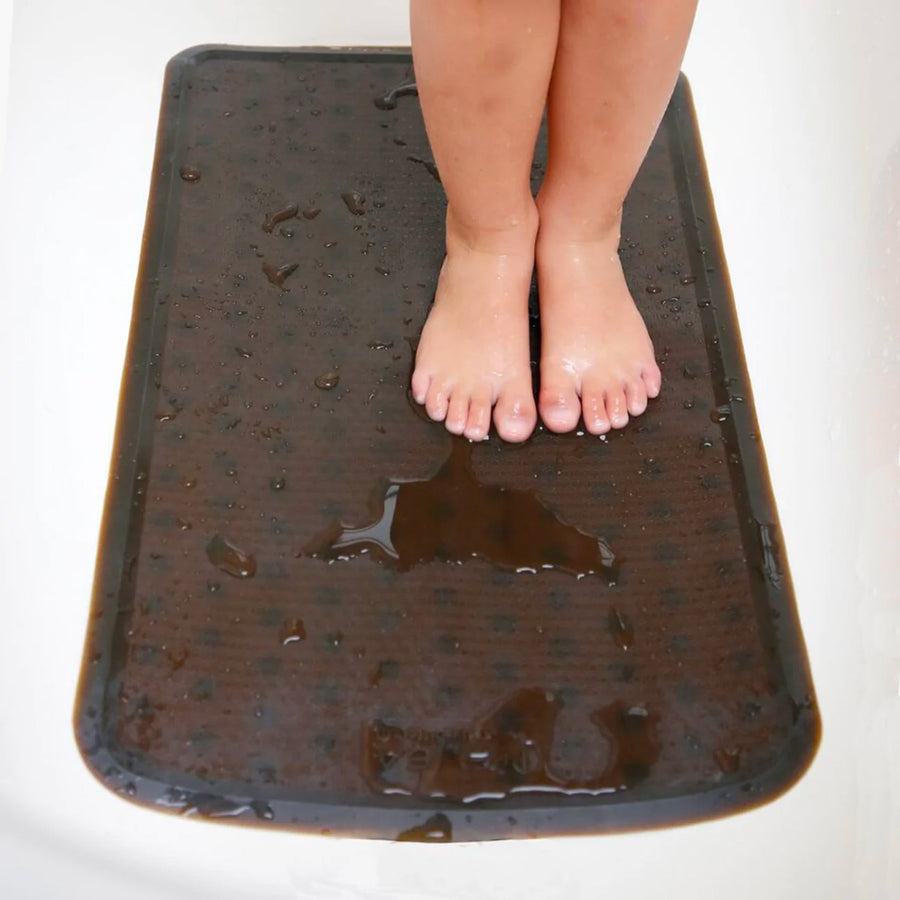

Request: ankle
left=445, top=199, right=539, bottom=255
left=536, top=188, right=623, bottom=245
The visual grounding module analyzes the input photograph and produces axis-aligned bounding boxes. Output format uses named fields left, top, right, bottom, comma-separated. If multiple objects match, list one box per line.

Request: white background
left=0, top=1, right=897, bottom=898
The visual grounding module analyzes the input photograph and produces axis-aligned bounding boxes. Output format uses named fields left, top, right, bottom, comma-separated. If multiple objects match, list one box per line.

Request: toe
left=410, top=368, right=430, bottom=405
left=464, top=386, right=493, bottom=441
left=624, top=377, right=648, bottom=417
left=643, top=362, right=662, bottom=399
left=581, top=376, right=611, bottom=435
left=445, top=391, right=470, bottom=435
left=425, top=380, right=451, bottom=422
left=494, top=385, right=537, bottom=443
left=538, top=378, right=581, bottom=434
left=606, top=385, right=630, bottom=429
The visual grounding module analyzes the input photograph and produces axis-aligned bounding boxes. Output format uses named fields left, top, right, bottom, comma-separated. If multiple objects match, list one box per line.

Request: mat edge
left=669, top=74, right=821, bottom=784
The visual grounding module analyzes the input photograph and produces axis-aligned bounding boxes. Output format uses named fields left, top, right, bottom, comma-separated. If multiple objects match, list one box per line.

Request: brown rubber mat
left=74, top=46, right=819, bottom=841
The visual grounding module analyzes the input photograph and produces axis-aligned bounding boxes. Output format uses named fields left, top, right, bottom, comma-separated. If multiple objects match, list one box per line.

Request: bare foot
left=411, top=205, right=539, bottom=443
left=535, top=211, right=661, bottom=434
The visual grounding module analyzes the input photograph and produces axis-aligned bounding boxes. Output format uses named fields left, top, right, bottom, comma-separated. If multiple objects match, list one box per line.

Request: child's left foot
left=535, top=214, right=662, bottom=434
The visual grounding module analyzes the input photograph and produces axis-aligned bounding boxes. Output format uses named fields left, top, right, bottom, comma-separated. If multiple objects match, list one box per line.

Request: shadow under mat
left=74, top=46, right=819, bottom=842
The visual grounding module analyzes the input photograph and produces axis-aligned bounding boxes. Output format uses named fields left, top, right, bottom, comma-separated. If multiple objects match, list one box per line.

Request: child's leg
left=409, top=0, right=560, bottom=442
left=535, top=0, right=698, bottom=433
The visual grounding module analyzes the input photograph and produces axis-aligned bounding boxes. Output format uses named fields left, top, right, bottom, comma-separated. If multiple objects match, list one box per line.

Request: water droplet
left=262, top=261, right=299, bottom=288
left=323, top=240, right=337, bottom=248
left=314, top=371, right=340, bottom=390
left=638, top=456, right=664, bottom=476
left=375, top=265, right=390, bottom=276
left=179, top=165, right=201, bottom=183
left=182, top=477, right=197, bottom=489
left=270, top=476, right=286, bottom=491
left=342, top=191, right=366, bottom=215
left=608, top=607, right=634, bottom=649
left=368, top=340, right=394, bottom=351
left=251, top=800, right=274, bottom=820
left=756, top=521, right=783, bottom=588
left=679, top=274, right=697, bottom=285
left=406, top=155, right=441, bottom=183
left=176, top=517, right=192, bottom=531
left=235, top=346, right=252, bottom=359
left=262, top=203, right=299, bottom=234
left=714, top=747, right=741, bottom=774
left=279, top=226, right=295, bottom=238
left=156, top=788, right=251, bottom=819
left=279, top=618, right=306, bottom=645
left=697, top=298, right=711, bottom=308
left=374, top=81, right=418, bottom=111
left=646, top=284, right=662, bottom=294
left=710, top=404, right=731, bottom=424
left=302, top=206, right=321, bottom=220
left=368, top=658, right=397, bottom=686
left=206, top=534, right=256, bottom=578
left=396, top=813, right=452, bottom=843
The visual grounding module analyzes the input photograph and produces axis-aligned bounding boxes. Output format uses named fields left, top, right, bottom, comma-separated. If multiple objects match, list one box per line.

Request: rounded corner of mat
left=71, top=717, right=127, bottom=800
left=753, top=712, right=823, bottom=809
left=165, top=43, right=232, bottom=71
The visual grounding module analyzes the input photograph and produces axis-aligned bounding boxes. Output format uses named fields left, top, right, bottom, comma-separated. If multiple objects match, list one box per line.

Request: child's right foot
left=411, top=204, right=539, bottom=443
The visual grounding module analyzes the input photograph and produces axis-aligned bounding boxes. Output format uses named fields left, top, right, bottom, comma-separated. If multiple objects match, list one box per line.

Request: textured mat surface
left=75, top=47, right=819, bottom=841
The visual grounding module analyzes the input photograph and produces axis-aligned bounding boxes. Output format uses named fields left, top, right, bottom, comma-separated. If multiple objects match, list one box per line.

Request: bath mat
left=74, top=46, right=819, bottom=841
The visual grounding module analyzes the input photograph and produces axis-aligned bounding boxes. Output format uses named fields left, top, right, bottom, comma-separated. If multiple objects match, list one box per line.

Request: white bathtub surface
left=0, top=1, right=897, bottom=898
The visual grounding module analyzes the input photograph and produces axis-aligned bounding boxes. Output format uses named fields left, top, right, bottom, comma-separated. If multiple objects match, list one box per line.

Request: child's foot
left=411, top=204, right=539, bottom=443
left=534, top=211, right=662, bottom=434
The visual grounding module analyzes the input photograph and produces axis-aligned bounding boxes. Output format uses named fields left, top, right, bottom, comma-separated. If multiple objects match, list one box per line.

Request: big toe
left=494, top=382, right=537, bottom=443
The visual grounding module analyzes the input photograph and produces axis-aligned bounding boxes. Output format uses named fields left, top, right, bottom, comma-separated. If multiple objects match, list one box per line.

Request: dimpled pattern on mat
left=75, top=48, right=819, bottom=841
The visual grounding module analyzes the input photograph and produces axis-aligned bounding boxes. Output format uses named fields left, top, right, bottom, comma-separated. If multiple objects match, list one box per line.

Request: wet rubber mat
left=75, top=47, right=820, bottom=841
